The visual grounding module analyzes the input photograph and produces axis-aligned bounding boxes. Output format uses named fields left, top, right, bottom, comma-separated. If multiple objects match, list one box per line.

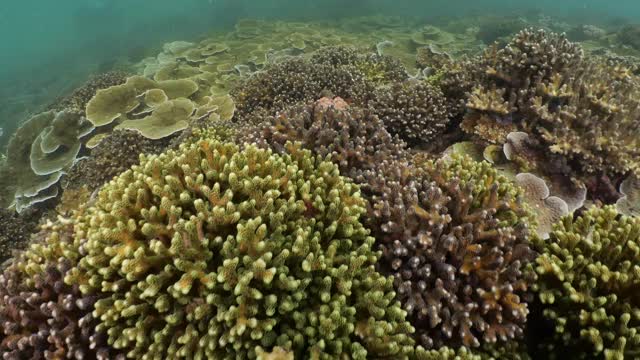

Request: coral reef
left=49, top=71, right=129, bottom=114
left=376, top=155, right=536, bottom=349
left=370, top=80, right=451, bottom=148
left=533, top=205, right=640, bottom=359
left=462, top=29, right=640, bottom=186
left=0, top=208, right=41, bottom=263
left=63, top=129, right=172, bottom=192
left=65, top=139, right=416, bottom=358
left=232, top=46, right=407, bottom=121
left=3, top=15, right=640, bottom=359
left=0, top=217, right=122, bottom=359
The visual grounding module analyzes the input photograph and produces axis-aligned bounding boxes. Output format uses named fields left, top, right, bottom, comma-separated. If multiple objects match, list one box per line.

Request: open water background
left=1, top=0, right=638, bottom=146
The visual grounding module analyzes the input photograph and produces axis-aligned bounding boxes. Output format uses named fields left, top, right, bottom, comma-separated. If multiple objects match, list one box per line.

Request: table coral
left=65, top=139, right=416, bottom=359
left=49, top=71, right=129, bottom=114
left=533, top=205, right=640, bottom=359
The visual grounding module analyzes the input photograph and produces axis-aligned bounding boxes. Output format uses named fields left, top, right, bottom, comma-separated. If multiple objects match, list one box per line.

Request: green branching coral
left=66, top=140, right=415, bottom=359
left=533, top=205, right=640, bottom=359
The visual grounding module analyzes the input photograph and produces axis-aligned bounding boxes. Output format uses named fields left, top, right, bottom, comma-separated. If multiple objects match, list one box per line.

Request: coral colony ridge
left=2, top=15, right=640, bottom=360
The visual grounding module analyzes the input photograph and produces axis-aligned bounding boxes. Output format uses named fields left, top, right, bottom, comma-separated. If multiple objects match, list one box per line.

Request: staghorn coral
left=533, top=205, right=640, bottom=359
left=375, top=155, right=536, bottom=349
left=65, top=139, right=416, bottom=359
left=370, top=80, right=451, bottom=148
left=0, top=216, right=122, bottom=359
left=63, top=129, right=172, bottom=192
left=231, top=45, right=407, bottom=121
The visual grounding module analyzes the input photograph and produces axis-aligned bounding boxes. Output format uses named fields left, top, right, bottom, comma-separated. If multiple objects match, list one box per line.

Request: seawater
left=0, top=0, right=638, bottom=145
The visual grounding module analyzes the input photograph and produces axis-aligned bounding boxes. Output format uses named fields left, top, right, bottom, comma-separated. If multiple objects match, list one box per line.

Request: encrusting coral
left=533, top=205, right=640, bottom=359
left=65, top=139, right=416, bottom=359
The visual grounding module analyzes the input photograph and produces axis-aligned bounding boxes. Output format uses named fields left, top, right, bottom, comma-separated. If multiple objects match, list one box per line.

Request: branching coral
left=246, top=99, right=536, bottom=350
left=533, top=205, right=640, bottom=359
left=370, top=80, right=451, bottom=147
left=65, top=139, right=416, bottom=359
left=0, top=217, right=122, bottom=359
left=231, top=45, right=407, bottom=121
left=242, top=97, right=408, bottom=182
left=462, top=29, right=640, bottom=185
left=375, top=155, right=537, bottom=349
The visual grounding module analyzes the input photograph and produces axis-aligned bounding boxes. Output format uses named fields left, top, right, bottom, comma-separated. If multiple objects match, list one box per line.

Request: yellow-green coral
left=66, top=139, right=416, bottom=359
left=533, top=205, right=640, bottom=359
